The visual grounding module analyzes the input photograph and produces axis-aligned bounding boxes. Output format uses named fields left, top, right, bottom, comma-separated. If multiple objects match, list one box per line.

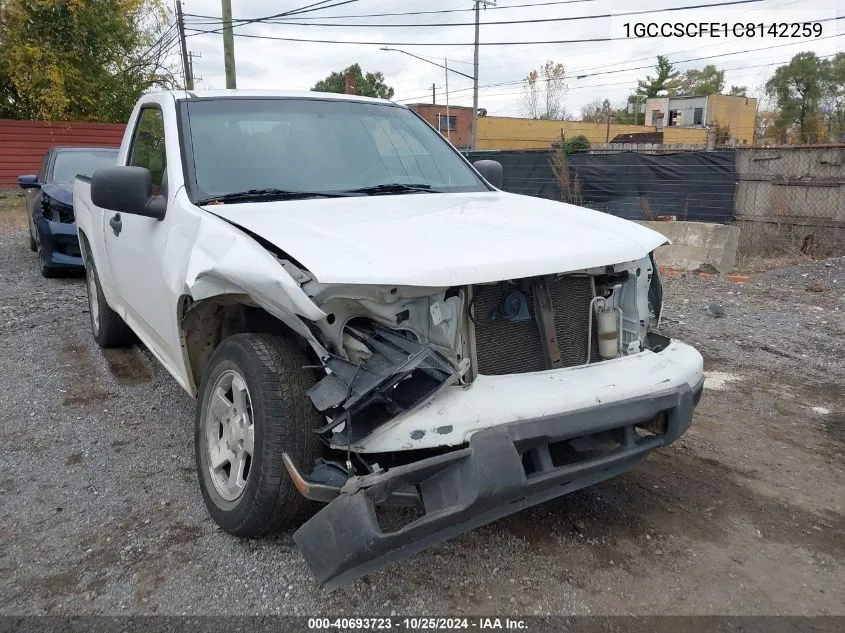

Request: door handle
left=109, top=213, right=122, bottom=236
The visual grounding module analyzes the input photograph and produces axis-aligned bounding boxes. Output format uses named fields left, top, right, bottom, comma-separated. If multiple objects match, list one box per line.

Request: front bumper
left=295, top=372, right=704, bottom=590
left=35, top=217, right=82, bottom=268
left=340, top=339, right=703, bottom=453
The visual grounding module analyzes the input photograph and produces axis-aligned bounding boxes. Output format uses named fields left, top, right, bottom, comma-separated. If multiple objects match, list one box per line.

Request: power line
left=183, top=0, right=764, bottom=29
left=393, top=31, right=844, bottom=103
left=186, top=12, right=842, bottom=45
left=182, top=0, right=602, bottom=23
left=573, top=27, right=843, bottom=79
left=188, top=0, right=362, bottom=36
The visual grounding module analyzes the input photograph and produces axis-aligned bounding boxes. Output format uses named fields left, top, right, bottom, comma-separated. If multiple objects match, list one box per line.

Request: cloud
left=179, top=0, right=842, bottom=115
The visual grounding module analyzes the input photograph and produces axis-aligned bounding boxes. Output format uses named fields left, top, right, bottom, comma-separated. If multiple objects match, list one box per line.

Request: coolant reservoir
left=596, top=307, right=619, bottom=359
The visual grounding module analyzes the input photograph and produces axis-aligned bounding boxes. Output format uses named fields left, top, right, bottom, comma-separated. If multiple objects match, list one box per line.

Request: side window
left=128, top=107, right=166, bottom=195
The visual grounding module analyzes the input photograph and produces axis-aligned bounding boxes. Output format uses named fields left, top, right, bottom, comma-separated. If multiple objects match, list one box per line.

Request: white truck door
left=102, top=105, right=183, bottom=374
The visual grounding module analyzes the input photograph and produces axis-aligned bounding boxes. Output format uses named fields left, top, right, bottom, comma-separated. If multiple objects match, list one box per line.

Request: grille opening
left=550, top=434, right=620, bottom=467
left=374, top=501, right=426, bottom=534
left=520, top=430, right=624, bottom=477
left=55, top=240, right=81, bottom=256
left=636, top=412, right=668, bottom=437
left=521, top=450, right=537, bottom=476
left=472, top=275, right=601, bottom=376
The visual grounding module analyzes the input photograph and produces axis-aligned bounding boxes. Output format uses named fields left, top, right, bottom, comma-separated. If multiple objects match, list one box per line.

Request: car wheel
left=37, top=245, right=62, bottom=278
left=85, top=257, right=134, bottom=347
left=196, top=333, right=322, bottom=537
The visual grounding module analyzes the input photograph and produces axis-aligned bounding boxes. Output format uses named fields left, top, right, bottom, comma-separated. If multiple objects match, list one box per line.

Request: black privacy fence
left=463, top=149, right=737, bottom=224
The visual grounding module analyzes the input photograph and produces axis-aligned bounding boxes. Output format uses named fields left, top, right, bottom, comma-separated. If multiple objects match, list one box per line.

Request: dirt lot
left=1, top=194, right=843, bottom=616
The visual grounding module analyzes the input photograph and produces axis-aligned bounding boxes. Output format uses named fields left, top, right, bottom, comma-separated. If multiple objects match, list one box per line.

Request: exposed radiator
left=472, top=276, right=599, bottom=376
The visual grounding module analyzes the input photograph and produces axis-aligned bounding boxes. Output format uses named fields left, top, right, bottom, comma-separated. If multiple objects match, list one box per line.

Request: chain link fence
left=735, top=146, right=845, bottom=257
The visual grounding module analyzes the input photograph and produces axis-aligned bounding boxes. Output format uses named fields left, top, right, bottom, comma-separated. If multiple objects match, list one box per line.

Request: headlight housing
left=42, top=198, right=74, bottom=224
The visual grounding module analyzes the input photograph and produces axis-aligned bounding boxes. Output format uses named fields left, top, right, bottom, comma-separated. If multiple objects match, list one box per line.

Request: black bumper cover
left=294, top=378, right=704, bottom=591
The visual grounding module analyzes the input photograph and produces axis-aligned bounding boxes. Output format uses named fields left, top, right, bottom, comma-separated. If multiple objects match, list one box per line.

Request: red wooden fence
left=0, top=119, right=126, bottom=188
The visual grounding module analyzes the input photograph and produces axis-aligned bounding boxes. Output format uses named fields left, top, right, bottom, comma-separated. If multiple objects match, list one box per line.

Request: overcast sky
left=179, top=0, right=842, bottom=117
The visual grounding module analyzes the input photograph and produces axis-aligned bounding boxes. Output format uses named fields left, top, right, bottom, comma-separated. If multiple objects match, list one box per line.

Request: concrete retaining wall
left=638, top=220, right=740, bottom=274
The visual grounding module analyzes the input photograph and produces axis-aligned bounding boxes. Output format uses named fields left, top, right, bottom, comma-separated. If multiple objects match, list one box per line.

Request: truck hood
left=205, top=191, right=667, bottom=286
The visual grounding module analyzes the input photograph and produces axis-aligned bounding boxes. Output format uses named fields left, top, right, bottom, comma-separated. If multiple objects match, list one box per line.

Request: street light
left=380, top=47, right=475, bottom=145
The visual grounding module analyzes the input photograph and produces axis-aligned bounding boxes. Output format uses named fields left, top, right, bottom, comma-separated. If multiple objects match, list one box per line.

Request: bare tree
left=581, top=98, right=613, bottom=122
left=542, top=60, right=567, bottom=119
left=520, top=70, right=540, bottom=119
left=519, top=60, right=567, bottom=120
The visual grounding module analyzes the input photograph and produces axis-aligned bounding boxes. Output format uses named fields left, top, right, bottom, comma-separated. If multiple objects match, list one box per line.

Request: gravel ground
left=1, top=209, right=843, bottom=616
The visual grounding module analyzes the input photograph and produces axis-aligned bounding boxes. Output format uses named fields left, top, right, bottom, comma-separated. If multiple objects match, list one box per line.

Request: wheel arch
left=78, top=228, right=91, bottom=262
left=179, top=294, right=325, bottom=396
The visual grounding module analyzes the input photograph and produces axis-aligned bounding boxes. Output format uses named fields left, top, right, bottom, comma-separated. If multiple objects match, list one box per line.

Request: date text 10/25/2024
left=307, top=617, right=528, bottom=630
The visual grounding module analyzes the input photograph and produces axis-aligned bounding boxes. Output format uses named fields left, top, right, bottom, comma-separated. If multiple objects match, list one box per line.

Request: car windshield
left=51, top=150, right=119, bottom=182
left=179, top=97, right=488, bottom=199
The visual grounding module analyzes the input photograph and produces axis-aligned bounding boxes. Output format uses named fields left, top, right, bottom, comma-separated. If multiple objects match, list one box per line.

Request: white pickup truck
left=73, top=89, right=704, bottom=590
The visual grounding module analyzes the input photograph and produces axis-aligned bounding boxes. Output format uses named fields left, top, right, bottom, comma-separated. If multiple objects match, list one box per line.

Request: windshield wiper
left=197, top=188, right=357, bottom=205
left=344, top=183, right=439, bottom=195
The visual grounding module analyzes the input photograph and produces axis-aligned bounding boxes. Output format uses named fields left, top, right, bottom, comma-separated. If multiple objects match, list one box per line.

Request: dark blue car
left=18, top=147, right=119, bottom=277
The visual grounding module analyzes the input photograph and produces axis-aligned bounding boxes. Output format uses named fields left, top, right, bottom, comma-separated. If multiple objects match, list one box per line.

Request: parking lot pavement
left=1, top=210, right=843, bottom=615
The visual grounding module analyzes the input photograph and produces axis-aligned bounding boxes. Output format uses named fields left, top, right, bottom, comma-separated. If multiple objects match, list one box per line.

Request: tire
left=195, top=333, right=322, bottom=537
left=84, top=256, right=135, bottom=347
left=38, top=252, right=62, bottom=278
left=28, top=226, right=37, bottom=252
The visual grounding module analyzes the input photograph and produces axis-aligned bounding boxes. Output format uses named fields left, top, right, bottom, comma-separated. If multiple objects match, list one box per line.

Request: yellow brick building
left=475, top=117, right=708, bottom=150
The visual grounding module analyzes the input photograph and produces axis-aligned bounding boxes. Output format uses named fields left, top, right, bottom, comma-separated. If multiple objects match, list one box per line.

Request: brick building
left=644, top=94, right=758, bottom=145
left=407, top=104, right=474, bottom=149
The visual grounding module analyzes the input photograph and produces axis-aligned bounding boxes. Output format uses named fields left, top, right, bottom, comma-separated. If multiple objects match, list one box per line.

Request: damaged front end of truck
left=260, top=251, right=701, bottom=591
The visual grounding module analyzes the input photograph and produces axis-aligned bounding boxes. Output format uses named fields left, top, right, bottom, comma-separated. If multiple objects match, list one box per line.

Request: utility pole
left=188, top=51, right=202, bottom=87
left=221, top=0, right=237, bottom=89
left=432, top=83, right=436, bottom=104
left=472, top=0, right=495, bottom=151
left=605, top=114, right=613, bottom=143
left=176, top=0, right=193, bottom=90
left=445, top=59, right=450, bottom=143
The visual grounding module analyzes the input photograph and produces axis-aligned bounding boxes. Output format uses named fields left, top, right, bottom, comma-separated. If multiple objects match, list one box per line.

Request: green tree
left=820, top=52, right=845, bottom=141
left=612, top=95, right=646, bottom=125
left=636, top=55, right=679, bottom=98
left=0, top=0, right=178, bottom=122
left=311, top=63, right=394, bottom=99
left=728, top=85, right=748, bottom=97
left=673, top=64, right=725, bottom=96
left=561, top=134, right=590, bottom=154
left=765, top=52, right=831, bottom=143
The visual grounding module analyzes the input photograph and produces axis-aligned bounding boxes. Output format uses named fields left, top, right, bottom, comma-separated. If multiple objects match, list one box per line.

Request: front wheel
left=195, top=333, right=322, bottom=537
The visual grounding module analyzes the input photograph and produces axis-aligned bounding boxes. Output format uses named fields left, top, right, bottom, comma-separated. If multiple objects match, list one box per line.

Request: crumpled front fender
left=173, top=216, right=329, bottom=356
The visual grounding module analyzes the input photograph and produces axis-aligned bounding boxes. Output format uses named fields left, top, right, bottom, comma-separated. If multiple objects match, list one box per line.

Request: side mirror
left=91, top=166, right=166, bottom=220
left=18, top=175, right=40, bottom=190
left=473, top=160, right=503, bottom=189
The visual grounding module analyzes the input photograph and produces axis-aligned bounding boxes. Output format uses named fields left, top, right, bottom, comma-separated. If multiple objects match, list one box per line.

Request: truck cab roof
left=149, top=88, right=401, bottom=107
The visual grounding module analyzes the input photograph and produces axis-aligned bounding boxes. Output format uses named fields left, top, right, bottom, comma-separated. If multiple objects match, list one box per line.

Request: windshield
left=179, top=98, right=488, bottom=199
left=51, top=150, right=119, bottom=182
